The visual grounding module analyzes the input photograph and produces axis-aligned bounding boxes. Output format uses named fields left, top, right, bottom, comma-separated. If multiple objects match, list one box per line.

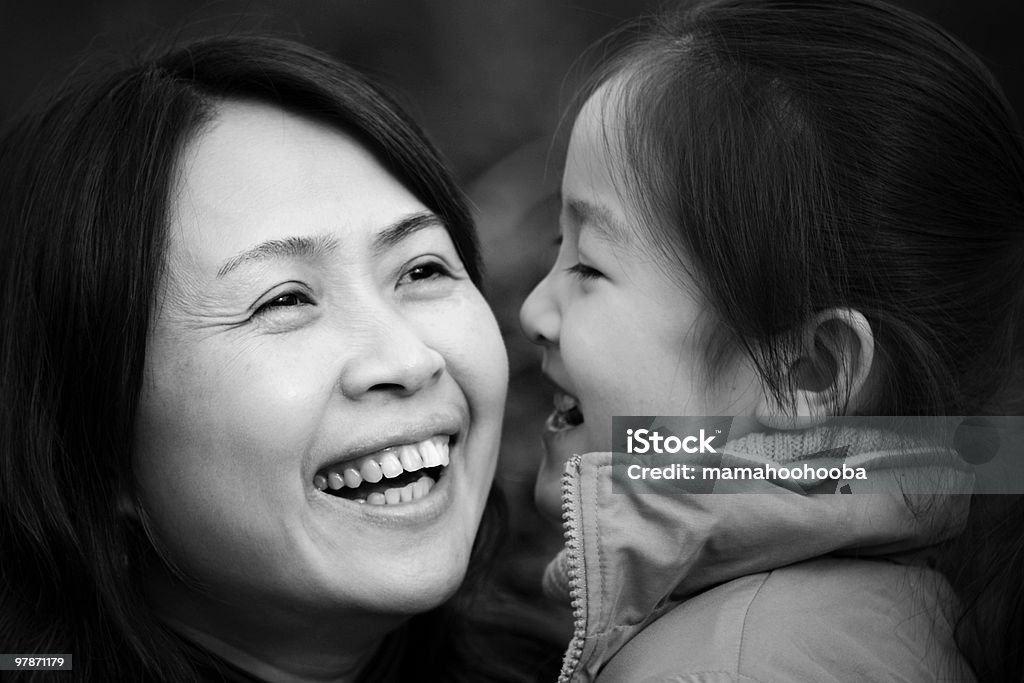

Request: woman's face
left=134, top=101, right=507, bottom=632
left=520, top=83, right=762, bottom=521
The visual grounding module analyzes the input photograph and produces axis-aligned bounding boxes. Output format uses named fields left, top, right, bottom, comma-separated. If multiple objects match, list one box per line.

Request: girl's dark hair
left=0, top=35, right=502, bottom=682
left=588, top=0, right=1024, bottom=679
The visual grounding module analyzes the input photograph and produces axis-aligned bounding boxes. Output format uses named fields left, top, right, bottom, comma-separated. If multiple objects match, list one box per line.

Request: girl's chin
left=533, top=458, right=566, bottom=524
left=534, top=422, right=592, bottom=524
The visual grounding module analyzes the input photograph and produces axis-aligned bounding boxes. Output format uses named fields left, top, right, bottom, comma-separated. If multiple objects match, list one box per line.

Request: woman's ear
left=756, top=308, right=874, bottom=429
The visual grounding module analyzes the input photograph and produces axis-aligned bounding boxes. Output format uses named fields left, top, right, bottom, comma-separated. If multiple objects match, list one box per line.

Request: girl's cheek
left=561, top=311, right=609, bottom=378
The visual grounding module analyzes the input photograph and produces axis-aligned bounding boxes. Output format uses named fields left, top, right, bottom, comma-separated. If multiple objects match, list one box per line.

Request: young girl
left=520, top=0, right=1024, bottom=680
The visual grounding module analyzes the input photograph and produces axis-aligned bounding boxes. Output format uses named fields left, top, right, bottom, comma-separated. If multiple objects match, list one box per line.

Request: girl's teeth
left=554, top=391, right=579, bottom=412
left=548, top=391, right=584, bottom=431
left=314, top=474, right=328, bottom=491
left=328, top=472, right=344, bottom=490
left=384, top=488, right=401, bottom=504
left=367, top=492, right=386, bottom=505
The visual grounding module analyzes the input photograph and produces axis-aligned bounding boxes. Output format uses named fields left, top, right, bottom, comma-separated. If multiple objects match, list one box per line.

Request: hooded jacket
left=543, top=427, right=976, bottom=682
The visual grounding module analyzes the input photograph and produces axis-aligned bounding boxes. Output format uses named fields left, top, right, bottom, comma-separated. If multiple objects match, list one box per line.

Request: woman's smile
left=307, top=418, right=465, bottom=523
left=310, top=434, right=459, bottom=526
left=314, top=434, right=453, bottom=504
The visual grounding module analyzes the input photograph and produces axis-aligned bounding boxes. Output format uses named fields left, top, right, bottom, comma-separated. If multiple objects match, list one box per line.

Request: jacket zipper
left=558, top=454, right=586, bottom=683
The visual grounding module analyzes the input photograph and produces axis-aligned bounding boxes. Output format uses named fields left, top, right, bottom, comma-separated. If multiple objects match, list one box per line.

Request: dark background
left=3, top=0, right=1022, bottom=601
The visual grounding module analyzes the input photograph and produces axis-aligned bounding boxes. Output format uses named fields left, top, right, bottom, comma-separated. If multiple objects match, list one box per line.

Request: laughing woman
left=0, top=36, right=509, bottom=682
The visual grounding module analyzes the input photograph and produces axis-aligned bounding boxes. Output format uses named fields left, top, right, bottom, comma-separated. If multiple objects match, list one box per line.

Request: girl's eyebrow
left=214, top=211, right=442, bottom=279
left=565, top=197, right=629, bottom=247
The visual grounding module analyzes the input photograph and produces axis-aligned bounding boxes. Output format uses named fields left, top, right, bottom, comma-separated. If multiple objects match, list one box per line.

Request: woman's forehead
left=166, top=100, right=426, bottom=273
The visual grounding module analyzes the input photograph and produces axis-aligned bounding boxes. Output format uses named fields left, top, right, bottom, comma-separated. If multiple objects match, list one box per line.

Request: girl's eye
left=254, top=291, right=312, bottom=317
left=399, top=260, right=452, bottom=285
left=566, top=263, right=604, bottom=281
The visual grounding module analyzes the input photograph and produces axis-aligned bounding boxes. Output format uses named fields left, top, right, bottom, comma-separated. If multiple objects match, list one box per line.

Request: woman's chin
left=382, top=571, right=466, bottom=615
left=322, top=544, right=470, bottom=618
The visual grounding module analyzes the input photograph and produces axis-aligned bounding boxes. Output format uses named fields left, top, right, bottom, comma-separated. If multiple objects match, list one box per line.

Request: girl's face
left=134, top=101, right=507, bottom=646
left=520, top=83, right=762, bottom=521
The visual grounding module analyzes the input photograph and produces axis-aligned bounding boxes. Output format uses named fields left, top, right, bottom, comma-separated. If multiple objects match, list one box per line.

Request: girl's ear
left=756, top=308, right=875, bottom=429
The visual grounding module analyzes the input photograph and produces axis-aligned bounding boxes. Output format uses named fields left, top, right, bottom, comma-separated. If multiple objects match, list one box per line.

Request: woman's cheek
left=439, top=295, right=507, bottom=499
left=139, top=343, right=316, bottom=485
left=437, top=293, right=508, bottom=403
left=470, top=305, right=510, bottom=408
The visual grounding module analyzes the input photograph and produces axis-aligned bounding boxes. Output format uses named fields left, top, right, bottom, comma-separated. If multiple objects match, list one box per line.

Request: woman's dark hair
left=0, top=34, right=505, bottom=682
left=585, top=0, right=1024, bottom=679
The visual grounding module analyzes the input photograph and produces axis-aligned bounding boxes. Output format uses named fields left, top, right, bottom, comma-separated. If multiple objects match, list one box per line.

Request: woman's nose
left=337, top=315, right=445, bottom=399
left=519, top=272, right=560, bottom=346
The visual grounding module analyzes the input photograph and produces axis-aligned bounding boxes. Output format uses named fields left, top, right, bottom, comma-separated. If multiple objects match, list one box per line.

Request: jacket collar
left=546, top=426, right=972, bottom=682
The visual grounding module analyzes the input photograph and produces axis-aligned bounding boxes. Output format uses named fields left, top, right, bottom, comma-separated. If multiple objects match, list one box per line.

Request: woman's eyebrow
left=214, top=211, right=442, bottom=279
left=216, top=234, right=340, bottom=278
left=372, top=211, right=445, bottom=254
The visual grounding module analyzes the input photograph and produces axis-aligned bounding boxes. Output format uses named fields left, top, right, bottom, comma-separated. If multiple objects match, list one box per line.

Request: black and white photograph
left=1, top=1, right=1023, bottom=681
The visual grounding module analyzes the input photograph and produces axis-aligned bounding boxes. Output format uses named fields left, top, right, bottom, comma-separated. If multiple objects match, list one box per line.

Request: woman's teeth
left=314, top=436, right=450, bottom=504
left=547, top=391, right=584, bottom=431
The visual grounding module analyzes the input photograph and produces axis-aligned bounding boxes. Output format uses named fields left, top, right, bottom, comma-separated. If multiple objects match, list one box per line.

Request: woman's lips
left=545, top=390, right=584, bottom=432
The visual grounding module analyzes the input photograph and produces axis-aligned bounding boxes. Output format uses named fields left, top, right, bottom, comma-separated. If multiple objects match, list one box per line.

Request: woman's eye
left=399, top=260, right=452, bottom=285
left=566, top=263, right=604, bottom=281
left=254, top=291, right=312, bottom=317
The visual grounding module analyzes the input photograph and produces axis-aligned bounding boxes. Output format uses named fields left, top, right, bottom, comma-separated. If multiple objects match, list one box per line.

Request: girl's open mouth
left=314, top=435, right=451, bottom=505
left=546, top=391, right=584, bottom=432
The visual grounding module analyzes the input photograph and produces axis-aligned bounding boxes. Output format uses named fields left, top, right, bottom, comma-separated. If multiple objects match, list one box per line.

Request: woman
left=0, top=35, right=509, bottom=681
left=521, top=0, right=1023, bottom=680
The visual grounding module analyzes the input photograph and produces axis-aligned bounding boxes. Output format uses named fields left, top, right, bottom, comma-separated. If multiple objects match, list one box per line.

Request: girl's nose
left=519, top=273, right=560, bottom=346
left=337, top=315, right=445, bottom=399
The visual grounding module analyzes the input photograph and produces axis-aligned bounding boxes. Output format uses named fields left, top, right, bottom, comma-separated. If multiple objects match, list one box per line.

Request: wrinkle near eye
left=154, top=264, right=272, bottom=336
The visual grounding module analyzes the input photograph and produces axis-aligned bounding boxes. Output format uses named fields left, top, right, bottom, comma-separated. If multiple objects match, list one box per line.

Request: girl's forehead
left=565, top=79, right=648, bottom=239
left=566, top=77, right=699, bottom=286
left=572, top=79, right=630, bottom=156
left=567, top=86, right=627, bottom=195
